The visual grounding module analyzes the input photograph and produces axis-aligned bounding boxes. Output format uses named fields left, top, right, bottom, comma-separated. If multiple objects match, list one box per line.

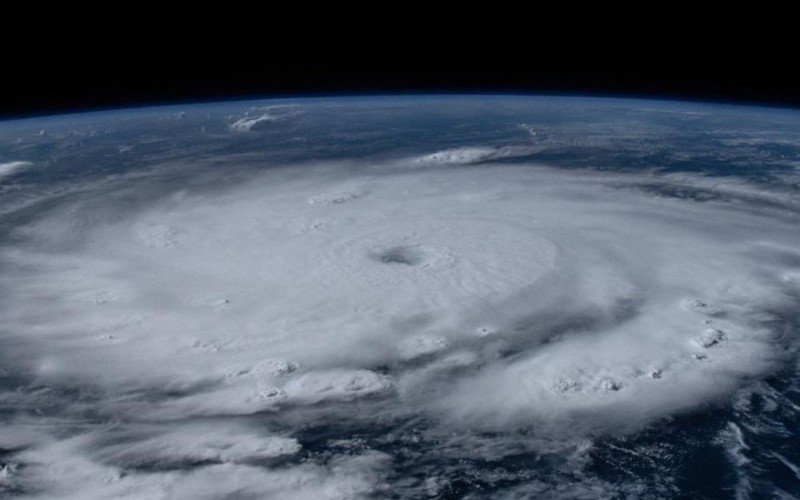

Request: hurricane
left=1, top=96, right=799, bottom=498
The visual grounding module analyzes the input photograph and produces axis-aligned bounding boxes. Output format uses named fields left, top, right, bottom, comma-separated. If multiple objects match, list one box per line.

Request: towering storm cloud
left=1, top=97, right=799, bottom=498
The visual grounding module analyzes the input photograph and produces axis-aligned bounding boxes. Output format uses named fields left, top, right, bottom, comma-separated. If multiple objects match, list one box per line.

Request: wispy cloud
left=228, top=106, right=303, bottom=132
left=412, top=145, right=538, bottom=165
left=0, top=160, right=33, bottom=180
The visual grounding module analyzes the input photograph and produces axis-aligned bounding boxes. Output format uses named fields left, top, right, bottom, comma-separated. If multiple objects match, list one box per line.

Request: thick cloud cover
left=1, top=127, right=799, bottom=497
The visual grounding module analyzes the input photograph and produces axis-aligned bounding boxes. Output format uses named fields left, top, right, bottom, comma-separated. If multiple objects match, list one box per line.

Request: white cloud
left=412, top=145, right=537, bottom=165
left=91, top=422, right=302, bottom=466
left=0, top=160, right=33, bottom=180
left=10, top=430, right=388, bottom=500
left=1, top=154, right=799, bottom=496
left=228, top=105, right=302, bottom=132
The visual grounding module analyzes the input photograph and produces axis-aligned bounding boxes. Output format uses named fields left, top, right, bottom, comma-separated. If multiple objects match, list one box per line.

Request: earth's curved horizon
left=0, top=95, right=799, bottom=498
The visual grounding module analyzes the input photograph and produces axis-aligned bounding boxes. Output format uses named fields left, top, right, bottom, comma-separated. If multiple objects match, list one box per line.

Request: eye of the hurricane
left=373, top=245, right=426, bottom=266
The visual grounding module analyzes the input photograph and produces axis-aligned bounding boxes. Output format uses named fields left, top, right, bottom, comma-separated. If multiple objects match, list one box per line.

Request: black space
left=1, top=16, right=796, bottom=118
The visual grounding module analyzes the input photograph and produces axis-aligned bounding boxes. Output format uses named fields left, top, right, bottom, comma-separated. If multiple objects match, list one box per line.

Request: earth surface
left=0, top=96, right=799, bottom=498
